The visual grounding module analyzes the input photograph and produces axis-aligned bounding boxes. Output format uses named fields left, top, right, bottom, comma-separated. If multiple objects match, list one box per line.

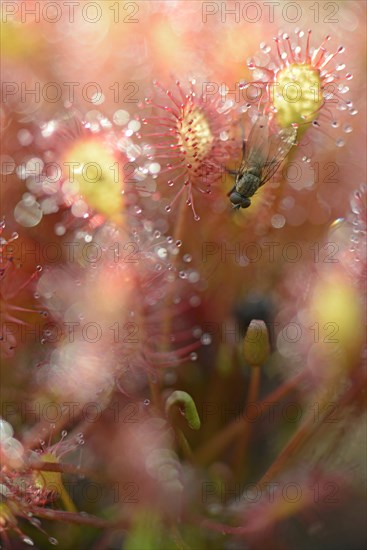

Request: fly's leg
left=240, top=115, right=246, bottom=156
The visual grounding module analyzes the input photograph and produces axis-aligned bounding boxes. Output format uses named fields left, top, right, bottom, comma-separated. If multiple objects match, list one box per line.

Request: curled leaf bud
left=165, top=391, right=201, bottom=430
left=243, top=320, right=270, bottom=366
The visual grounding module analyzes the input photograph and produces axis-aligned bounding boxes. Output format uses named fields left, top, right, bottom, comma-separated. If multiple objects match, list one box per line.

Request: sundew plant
left=0, top=1, right=366, bottom=549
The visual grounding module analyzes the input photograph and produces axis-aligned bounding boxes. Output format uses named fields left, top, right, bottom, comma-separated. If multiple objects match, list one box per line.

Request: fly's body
left=229, top=115, right=297, bottom=209
left=235, top=163, right=262, bottom=196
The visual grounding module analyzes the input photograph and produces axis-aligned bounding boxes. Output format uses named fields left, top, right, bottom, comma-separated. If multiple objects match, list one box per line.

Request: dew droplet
left=201, top=334, right=212, bottom=346
left=343, top=125, right=352, bottom=133
left=192, top=327, right=202, bottom=338
left=350, top=234, right=359, bottom=244
left=143, top=399, right=150, bottom=406
left=336, top=139, right=345, bottom=147
left=183, top=254, right=192, bottom=263
left=157, top=247, right=168, bottom=260
left=22, top=537, right=34, bottom=546
left=190, top=352, right=198, bottom=361
left=189, top=271, right=200, bottom=283
left=165, top=205, right=172, bottom=213
left=49, top=538, right=58, bottom=546
left=350, top=197, right=361, bottom=214
left=0, top=419, right=14, bottom=440
left=113, top=109, right=130, bottom=126
left=271, top=214, right=286, bottom=228
left=189, top=295, right=201, bottom=307
left=14, top=200, right=43, bottom=227
left=128, top=120, right=141, bottom=133
left=55, top=224, right=66, bottom=236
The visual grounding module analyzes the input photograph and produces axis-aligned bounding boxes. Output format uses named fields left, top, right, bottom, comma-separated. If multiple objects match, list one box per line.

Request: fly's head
left=229, top=191, right=251, bottom=209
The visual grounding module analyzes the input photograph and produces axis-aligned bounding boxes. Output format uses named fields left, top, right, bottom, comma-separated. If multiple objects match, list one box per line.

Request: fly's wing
left=258, top=126, right=297, bottom=187
left=239, top=114, right=270, bottom=172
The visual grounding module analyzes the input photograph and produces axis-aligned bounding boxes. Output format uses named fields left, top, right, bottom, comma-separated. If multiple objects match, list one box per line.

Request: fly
left=228, top=114, right=297, bottom=209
